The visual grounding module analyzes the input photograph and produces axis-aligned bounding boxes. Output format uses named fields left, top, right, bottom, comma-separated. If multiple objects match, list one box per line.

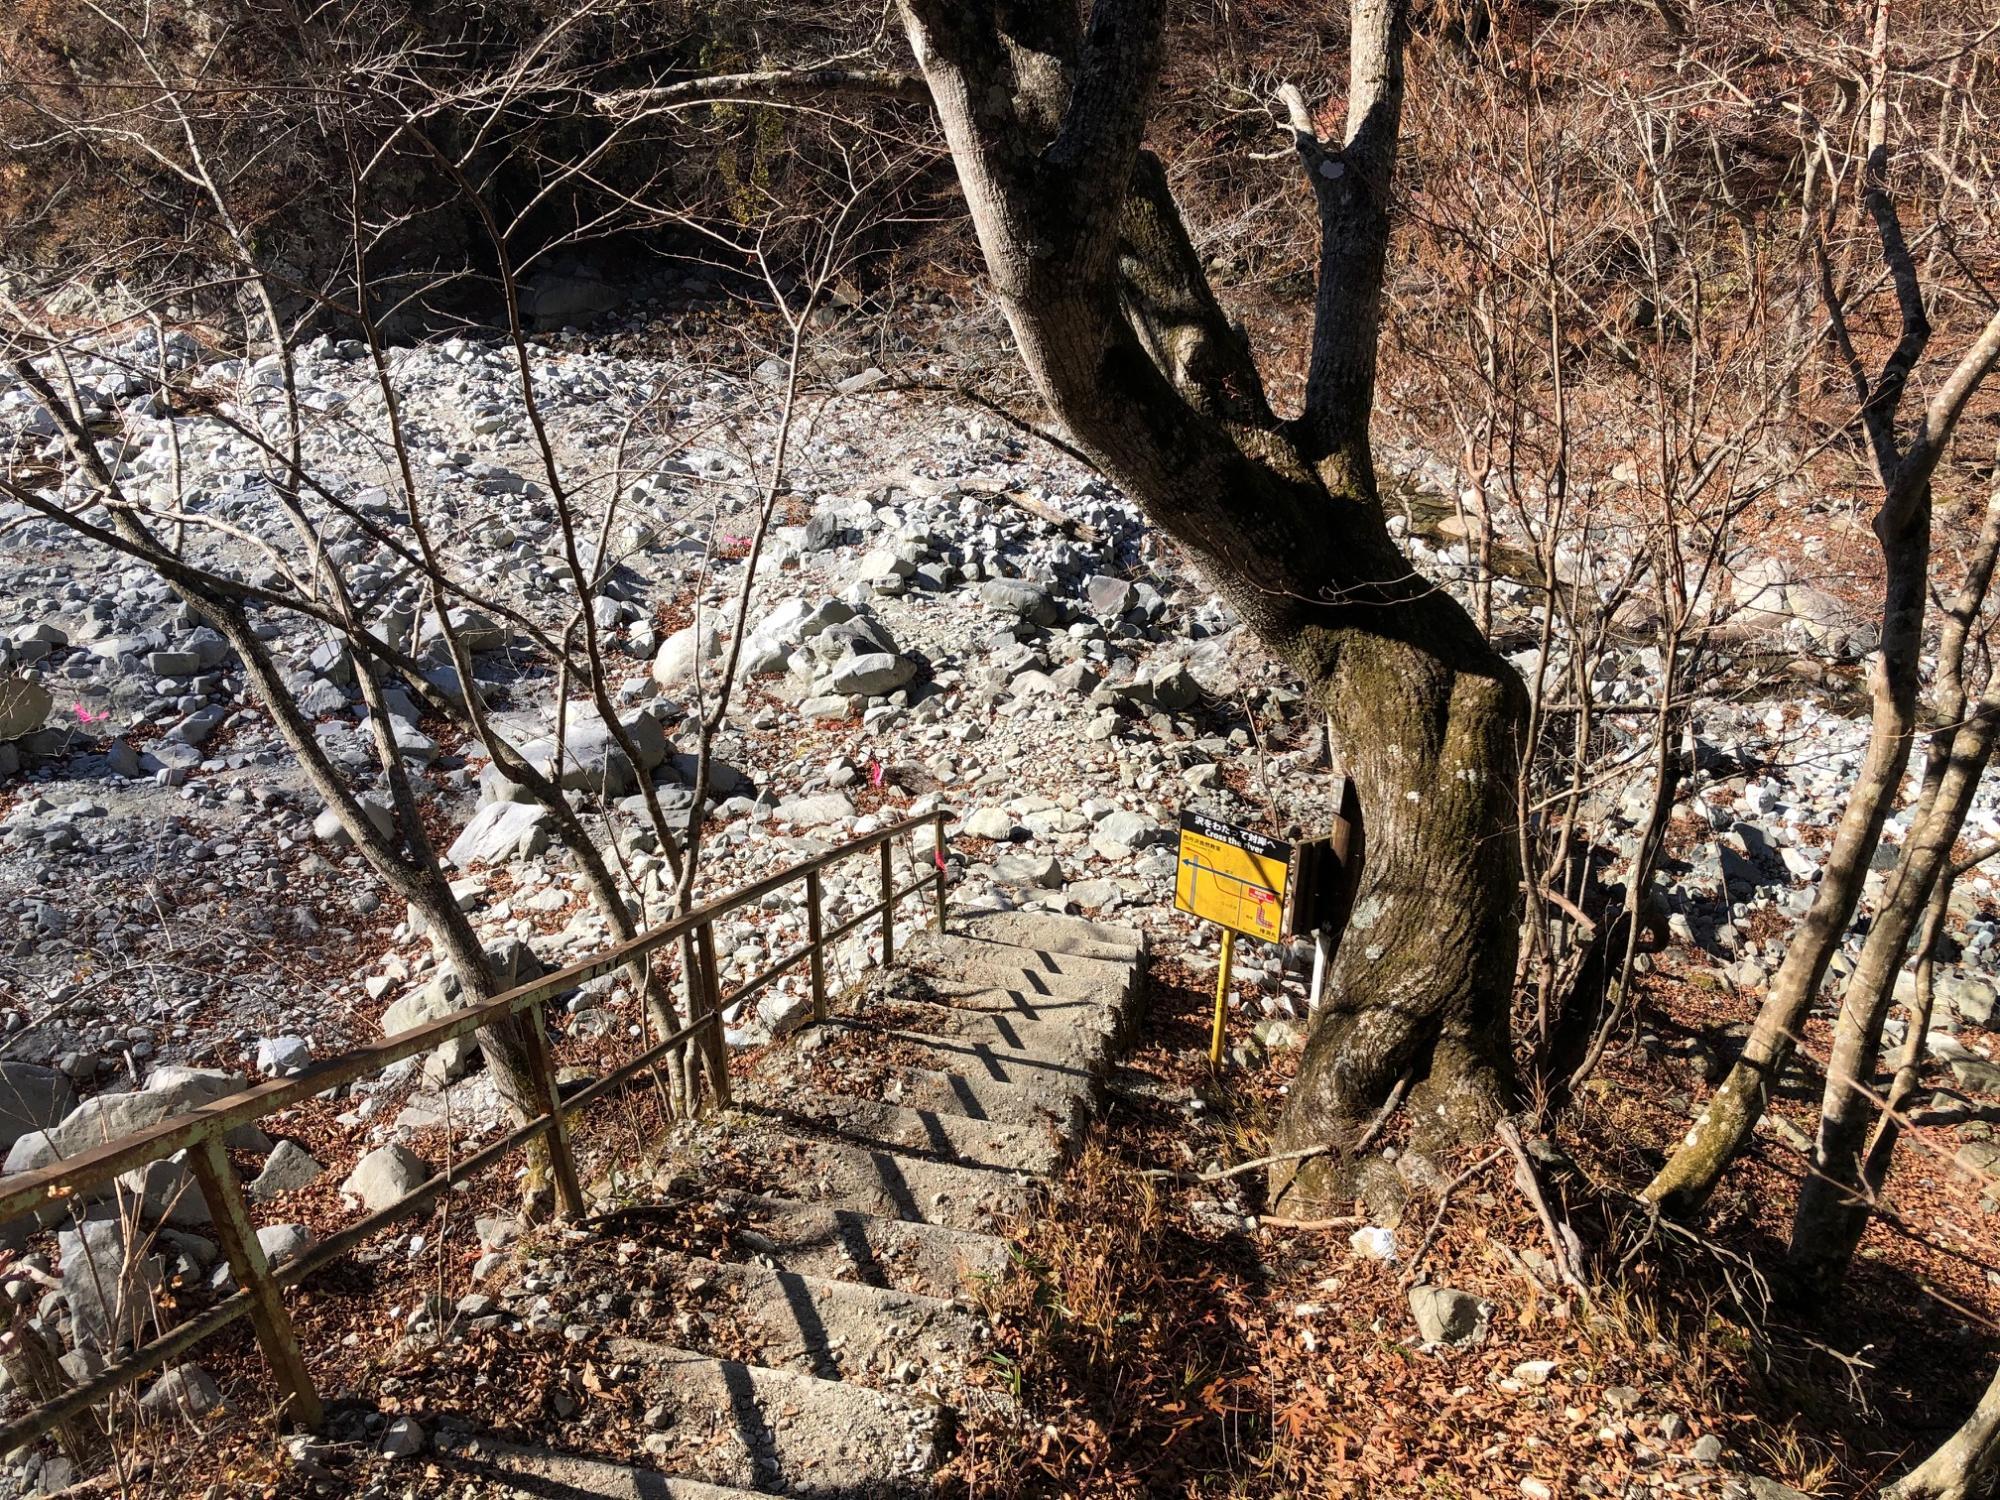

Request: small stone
left=1147, top=664, right=1201, bottom=712
left=827, top=651, right=915, bottom=696
left=651, top=623, right=723, bottom=689
left=835, top=366, right=888, bottom=395
left=447, top=801, right=552, bottom=867
left=341, top=1144, right=431, bottom=1213
left=991, top=851, right=1064, bottom=888
left=1093, top=809, right=1158, bottom=852
left=379, top=1415, right=426, bottom=1458
left=856, top=549, right=916, bottom=583
left=475, top=1215, right=523, bottom=1250
left=212, top=1224, right=313, bottom=1291
left=1348, top=1226, right=1397, bottom=1262
left=256, top=1223, right=313, bottom=1269
left=119, top=1155, right=212, bottom=1228
left=0, top=676, right=54, bottom=739
left=962, top=807, right=1014, bottom=841
left=313, top=796, right=393, bottom=845
left=979, top=578, right=1059, bottom=626
left=1407, top=1284, right=1490, bottom=1348
left=1690, top=1433, right=1725, bottom=1463
left=168, top=705, right=227, bottom=745
left=1083, top=575, right=1135, bottom=617
left=0, top=1063, right=76, bottom=1155
left=777, top=792, right=855, bottom=826
left=141, top=1364, right=223, bottom=1418
left=249, top=1140, right=324, bottom=1200
left=255, top=1035, right=311, bottom=1076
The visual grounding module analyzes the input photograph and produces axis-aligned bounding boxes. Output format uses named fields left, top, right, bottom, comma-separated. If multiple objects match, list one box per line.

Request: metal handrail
left=0, top=804, right=952, bottom=1454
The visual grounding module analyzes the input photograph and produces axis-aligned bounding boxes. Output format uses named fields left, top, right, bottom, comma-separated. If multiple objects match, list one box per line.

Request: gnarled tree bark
left=896, top=0, right=1524, bottom=1213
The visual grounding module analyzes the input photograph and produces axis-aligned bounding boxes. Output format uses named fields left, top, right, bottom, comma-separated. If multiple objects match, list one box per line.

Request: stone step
left=828, top=1006, right=1119, bottom=1080
left=787, top=1022, right=1098, bottom=1129
left=878, top=995, right=1121, bottom=1051
left=952, top=909, right=1148, bottom=964
left=881, top=966, right=1130, bottom=1029
left=715, top=1190, right=1008, bottom=1300
left=911, top=983, right=1124, bottom=1023
left=897, top=929, right=1141, bottom=1007
left=811, top=1022, right=1107, bottom=1118
left=734, top=1071, right=1064, bottom=1175
left=617, top=1254, right=987, bottom=1387
left=718, top=1114, right=1030, bottom=1231
left=439, top=1443, right=769, bottom=1499
left=451, top=1342, right=943, bottom=1495
left=860, top=1058, right=1095, bottom=1132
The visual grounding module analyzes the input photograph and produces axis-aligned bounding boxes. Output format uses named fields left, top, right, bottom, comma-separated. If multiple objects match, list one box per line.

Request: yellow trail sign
left=1174, top=811, right=1292, bottom=944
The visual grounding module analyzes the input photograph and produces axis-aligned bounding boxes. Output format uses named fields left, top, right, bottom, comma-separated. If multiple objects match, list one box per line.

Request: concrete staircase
left=439, top=909, right=1146, bottom=1497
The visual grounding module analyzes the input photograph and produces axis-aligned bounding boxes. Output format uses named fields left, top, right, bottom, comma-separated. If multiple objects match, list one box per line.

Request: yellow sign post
left=1174, top=811, right=1293, bottom=1067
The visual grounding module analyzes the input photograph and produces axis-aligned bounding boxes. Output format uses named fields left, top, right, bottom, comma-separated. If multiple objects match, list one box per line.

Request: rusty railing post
left=522, top=1000, right=586, bottom=1220
left=806, top=868, right=828, bottom=1023
left=186, top=1137, right=323, bottom=1430
left=931, top=811, right=948, bottom=932
left=695, top=921, right=732, bottom=1107
left=879, top=838, right=896, bottom=966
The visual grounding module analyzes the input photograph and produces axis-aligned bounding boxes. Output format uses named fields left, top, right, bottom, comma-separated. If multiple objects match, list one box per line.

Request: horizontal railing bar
left=0, top=1113, right=568, bottom=1455
left=0, top=1289, right=255, bottom=1456
left=0, top=811, right=942, bottom=1225
left=711, top=864, right=935, bottom=1016
left=890, top=870, right=939, bottom=906
left=0, top=1011, right=509, bottom=1226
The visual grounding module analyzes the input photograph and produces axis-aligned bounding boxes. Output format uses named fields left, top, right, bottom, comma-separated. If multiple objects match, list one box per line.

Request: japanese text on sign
left=1174, top=810, right=1292, bottom=943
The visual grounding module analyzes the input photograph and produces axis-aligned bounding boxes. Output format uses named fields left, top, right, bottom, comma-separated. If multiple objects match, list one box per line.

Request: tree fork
left=897, top=0, right=1524, bottom=1219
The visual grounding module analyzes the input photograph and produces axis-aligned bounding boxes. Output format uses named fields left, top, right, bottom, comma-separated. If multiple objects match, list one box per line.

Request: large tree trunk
left=1274, top=623, right=1521, bottom=1206
left=897, top=0, right=1523, bottom=1215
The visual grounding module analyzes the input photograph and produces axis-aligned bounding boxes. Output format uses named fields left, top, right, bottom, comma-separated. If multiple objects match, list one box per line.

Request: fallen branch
left=1352, top=1070, right=1414, bottom=1156
left=1498, top=1118, right=1589, bottom=1295
left=1146, top=1073, right=1413, bottom=1189
left=1142, top=1140, right=1333, bottom=1184
left=1257, top=1214, right=1365, bottom=1231
left=1400, top=1146, right=1508, bottom=1286
left=592, top=67, right=930, bottom=119
left=953, top=475, right=1101, bottom=543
